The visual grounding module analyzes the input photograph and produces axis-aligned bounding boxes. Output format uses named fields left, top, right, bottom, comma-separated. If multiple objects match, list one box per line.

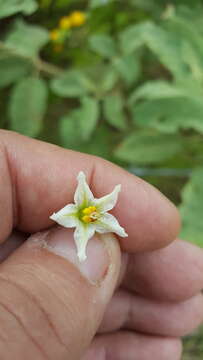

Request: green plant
left=1, top=0, right=203, bottom=248
left=2, top=1, right=203, bottom=358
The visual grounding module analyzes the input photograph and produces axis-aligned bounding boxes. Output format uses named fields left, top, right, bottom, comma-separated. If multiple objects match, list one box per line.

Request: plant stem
left=0, top=41, right=62, bottom=76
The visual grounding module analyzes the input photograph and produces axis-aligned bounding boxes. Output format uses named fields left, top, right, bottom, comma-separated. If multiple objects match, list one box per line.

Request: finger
left=0, top=130, right=180, bottom=252
left=0, top=228, right=121, bottom=360
left=0, top=231, right=26, bottom=263
left=123, top=239, right=203, bottom=301
left=99, top=290, right=203, bottom=337
left=82, top=332, right=182, bottom=360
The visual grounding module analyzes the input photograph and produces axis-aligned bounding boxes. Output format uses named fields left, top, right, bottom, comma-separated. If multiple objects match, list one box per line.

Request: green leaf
left=130, top=80, right=187, bottom=103
left=180, top=168, right=203, bottom=247
left=79, top=124, right=116, bottom=160
left=77, top=124, right=117, bottom=161
left=0, top=55, right=32, bottom=88
left=51, top=70, right=95, bottom=98
left=161, top=6, right=203, bottom=81
left=132, top=97, right=203, bottom=133
left=0, top=0, right=37, bottom=18
left=79, top=97, right=99, bottom=141
left=89, top=34, right=117, bottom=58
left=143, top=23, right=188, bottom=77
left=121, top=21, right=187, bottom=77
left=60, top=111, right=82, bottom=148
left=5, top=19, right=49, bottom=57
left=99, top=66, right=118, bottom=93
left=113, top=54, right=141, bottom=86
left=130, top=78, right=203, bottom=104
left=62, top=122, right=117, bottom=162
left=181, top=41, right=203, bottom=81
left=60, top=97, right=99, bottom=145
left=9, top=77, right=48, bottom=137
left=114, top=131, right=183, bottom=164
left=103, top=94, right=126, bottom=130
left=166, top=10, right=203, bottom=63
left=120, top=22, right=148, bottom=54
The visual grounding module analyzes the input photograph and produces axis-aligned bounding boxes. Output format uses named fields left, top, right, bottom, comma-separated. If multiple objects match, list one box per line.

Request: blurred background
left=1, top=0, right=203, bottom=357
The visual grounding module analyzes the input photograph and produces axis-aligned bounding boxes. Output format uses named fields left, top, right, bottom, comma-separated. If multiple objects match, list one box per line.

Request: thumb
left=0, top=227, right=121, bottom=360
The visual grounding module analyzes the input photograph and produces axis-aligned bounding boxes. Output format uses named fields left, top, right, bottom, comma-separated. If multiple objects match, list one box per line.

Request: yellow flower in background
left=50, top=10, right=86, bottom=50
left=69, top=11, right=86, bottom=27
left=59, top=16, right=71, bottom=30
left=50, top=29, right=60, bottom=41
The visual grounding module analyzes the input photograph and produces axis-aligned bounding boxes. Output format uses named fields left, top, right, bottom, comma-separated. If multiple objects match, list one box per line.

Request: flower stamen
left=82, top=206, right=99, bottom=223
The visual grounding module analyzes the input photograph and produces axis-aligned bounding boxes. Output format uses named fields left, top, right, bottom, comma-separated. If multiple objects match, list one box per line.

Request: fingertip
left=83, top=332, right=182, bottom=360
left=94, top=161, right=181, bottom=253
left=147, top=190, right=181, bottom=251
left=124, top=239, right=203, bottom=302
left=159, top=338, right=182, bottom=360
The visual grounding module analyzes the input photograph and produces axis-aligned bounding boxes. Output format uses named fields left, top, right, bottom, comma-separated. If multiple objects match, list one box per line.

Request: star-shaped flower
left=50, top=171, right=128, bottom=262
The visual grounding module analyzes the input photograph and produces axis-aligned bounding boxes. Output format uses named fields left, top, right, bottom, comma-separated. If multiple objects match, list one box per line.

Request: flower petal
left=94, top=185, right=121, bottom=213
left=74, top=171, right=94, bottom=208
left=74, top=222, right=95, bottom=262
left=95, top=213, right=128, bottom=238
left=50, top=204, right=78, bottom=227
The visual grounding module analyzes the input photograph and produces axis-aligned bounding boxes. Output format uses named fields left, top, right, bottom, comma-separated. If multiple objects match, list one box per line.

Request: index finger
left=0, top=130, right=180, bottom=252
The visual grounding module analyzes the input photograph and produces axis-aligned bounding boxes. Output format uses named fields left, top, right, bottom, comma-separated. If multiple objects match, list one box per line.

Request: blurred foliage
left=1, top=2, right=203, bottom=245
left=1, top=0, right=203, bottom=246
left=0, top=0, right=203, bottom=245
left=183, top=326, right=203, bottom=359
left=1, top=1, right=203, bottom=357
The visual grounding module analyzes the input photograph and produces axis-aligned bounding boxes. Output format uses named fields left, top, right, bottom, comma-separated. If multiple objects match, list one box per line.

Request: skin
left=0, top=129, right=202, bottom=360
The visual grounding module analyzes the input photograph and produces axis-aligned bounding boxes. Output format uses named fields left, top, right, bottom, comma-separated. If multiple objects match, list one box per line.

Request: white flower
left=50, top=171, right=128, bottom=262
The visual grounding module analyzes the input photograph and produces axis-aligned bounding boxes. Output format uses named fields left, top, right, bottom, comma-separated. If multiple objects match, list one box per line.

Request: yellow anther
left=81, top=206, right=99, bottom=223
left=82, top=215, right=92, bottom=223
left=82, top=206, right=96, bottom=215
left=59, top=16, right=71, bottom=30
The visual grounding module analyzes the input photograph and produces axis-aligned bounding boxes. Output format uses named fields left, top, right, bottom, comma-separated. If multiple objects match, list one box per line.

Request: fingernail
left=34, top=227, right=110, bottom=283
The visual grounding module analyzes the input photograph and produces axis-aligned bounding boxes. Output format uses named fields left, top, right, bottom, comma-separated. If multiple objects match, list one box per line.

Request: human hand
left=0, top=130, right=202, bottom=360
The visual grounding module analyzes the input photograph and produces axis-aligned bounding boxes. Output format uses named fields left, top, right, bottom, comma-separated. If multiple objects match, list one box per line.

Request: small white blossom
left=50, top=171, right=128, bottom=262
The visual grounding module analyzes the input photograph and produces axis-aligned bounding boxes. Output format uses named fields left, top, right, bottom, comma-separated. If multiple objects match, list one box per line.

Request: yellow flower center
left=81, top=206, right=99, bottom=223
